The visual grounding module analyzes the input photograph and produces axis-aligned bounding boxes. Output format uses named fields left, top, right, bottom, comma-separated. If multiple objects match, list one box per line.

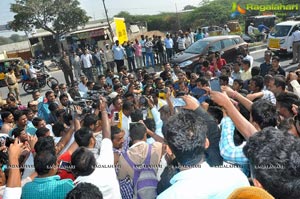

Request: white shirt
left=248, top=25, right=256, bottom=35
left=244, top=54, right=254, bottom=68
left=75, top=138, right=121, bottom=199
left=3, top=187, right=22, bottom=199
left=157, top=162, right=250, bottom=199
left=80, top=53, right=93, bottom=68
left=177, top=37, right=186, bottom=50
left=29, top=66, right=37, bottom=79
left=121, top=112, right=131, bottom=141
left=292, top=30, right=300, bottom=42
left=78, top=82, right=88, bottom=94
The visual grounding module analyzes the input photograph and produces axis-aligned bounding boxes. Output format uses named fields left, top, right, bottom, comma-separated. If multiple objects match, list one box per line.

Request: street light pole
left=102, top=0, right=114, bottom=41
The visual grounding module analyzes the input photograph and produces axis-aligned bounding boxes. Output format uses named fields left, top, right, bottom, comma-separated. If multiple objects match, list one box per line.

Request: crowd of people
left=2, top=30, right=300, bottom=199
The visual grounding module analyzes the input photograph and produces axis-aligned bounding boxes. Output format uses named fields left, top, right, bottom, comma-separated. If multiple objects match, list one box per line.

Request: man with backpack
left=117, top=122, right=163, bottom=199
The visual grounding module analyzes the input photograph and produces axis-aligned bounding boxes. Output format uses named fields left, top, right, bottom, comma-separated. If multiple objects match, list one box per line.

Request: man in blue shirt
left=112, top=40, right=126, bottom=73
left=257, top=23, right=270, bottom=42
left=124, top=41, right=136, bottom=72
left=22, top=148, right=74, bottom=199
left=164, top=34, right=174, bottom=62
left=38, top=91, right=57, bottom=124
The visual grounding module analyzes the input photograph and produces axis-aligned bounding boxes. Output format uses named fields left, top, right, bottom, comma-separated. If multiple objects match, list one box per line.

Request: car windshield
left=185, top=40, right=210, bottom=54
left=270, top=25, right=291, bottom=37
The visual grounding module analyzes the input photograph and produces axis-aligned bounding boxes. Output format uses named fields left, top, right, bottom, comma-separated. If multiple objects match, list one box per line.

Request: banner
left=76, top=29, right=105, bottom=40
left=114, top=18, right=128, bottom=45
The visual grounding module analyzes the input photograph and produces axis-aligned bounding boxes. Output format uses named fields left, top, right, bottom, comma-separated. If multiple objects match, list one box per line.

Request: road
left=0, top=48, right=298, bottom=104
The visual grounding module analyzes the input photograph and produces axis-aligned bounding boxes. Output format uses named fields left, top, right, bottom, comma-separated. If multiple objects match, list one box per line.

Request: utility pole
left=102, top=0, right=114, bottom=41
left=175, top=2, right=181, bottom=30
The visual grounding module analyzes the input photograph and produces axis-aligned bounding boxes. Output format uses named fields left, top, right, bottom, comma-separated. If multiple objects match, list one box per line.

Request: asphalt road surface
left=1, top=48, right=298, bottom=105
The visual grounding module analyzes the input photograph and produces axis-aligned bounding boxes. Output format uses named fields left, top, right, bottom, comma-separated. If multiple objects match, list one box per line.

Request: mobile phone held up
left=209, top=78, right=221, bottom=92
left=113, top=111, right=120, bottom=122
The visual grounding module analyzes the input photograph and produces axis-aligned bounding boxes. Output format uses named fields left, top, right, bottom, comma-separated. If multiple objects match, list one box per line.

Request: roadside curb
left=249, top=44, right=267, bottom=52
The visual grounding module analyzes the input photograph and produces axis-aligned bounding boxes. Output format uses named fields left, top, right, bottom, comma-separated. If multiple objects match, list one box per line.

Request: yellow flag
left=114, top=17, right=128, bottom=45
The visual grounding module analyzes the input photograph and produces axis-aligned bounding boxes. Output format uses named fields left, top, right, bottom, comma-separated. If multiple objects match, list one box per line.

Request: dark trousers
left=127, top=57, right=136, bottom=72
left=106, top=61, right=115, bottom=72
left=83, top=68, right=94, bottom=82
left=63, top=70, right=74, bottom=86
left=115, top=59, right=124, bottom=73
left=142, top=52, right=146, bottom=66
left=166, top=48, right=173, bottom=61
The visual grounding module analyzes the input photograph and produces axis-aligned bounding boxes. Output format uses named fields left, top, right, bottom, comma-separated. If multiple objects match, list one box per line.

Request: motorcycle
left=22, top=66, right=58, bottom=93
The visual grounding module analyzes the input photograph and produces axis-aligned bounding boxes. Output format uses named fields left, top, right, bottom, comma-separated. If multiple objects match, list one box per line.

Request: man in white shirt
left=71, top=99, right=122, bottom=199
left=118, top=101, right=134, bottom=151
left=157, top=96, right=249, bottom=199
left=291, top=26, right=300, bottom=64
left=28, top=65, right=40, bottom=89
left=164, top=34, right=174, bottom=61
left=80, top=49, right=94, bottom=81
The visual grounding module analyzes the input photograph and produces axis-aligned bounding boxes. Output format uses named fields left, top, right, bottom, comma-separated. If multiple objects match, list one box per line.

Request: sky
left=0, top=0, right=201, bottom=37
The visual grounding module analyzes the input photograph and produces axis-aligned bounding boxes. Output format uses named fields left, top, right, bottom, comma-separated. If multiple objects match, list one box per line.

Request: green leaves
left=10, top=0, right=89, bottom=36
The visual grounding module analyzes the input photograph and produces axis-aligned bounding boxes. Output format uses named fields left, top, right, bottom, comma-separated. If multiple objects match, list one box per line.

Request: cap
left=250, top=23, right=254, bottom=26
left=105, top=43, right=109, bottom=46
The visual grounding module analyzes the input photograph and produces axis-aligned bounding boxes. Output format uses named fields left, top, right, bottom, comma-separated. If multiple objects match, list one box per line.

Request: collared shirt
left=78, top=82, right=88, bottom=94
left=241, top=69, right=252, bottom=81
left=260, top=62, right=271, bottom=77
left=231, top=71, right=241, bottom=80
left=177, top=37, right=186, bottom=50
left=262, top=89, right=276, bottom=105
left=75, top=138, right=122, bottom=199
left=290, top=80, right=300, bottom=98
left=80, top=53, right=93, bottom=68
left=112, top=45, right=126, bottom=60
left=140, top=39, right=146, bottom=53
left=5, top=72, right=17, bottom=85
left=124, top=45, right=135, bottom=58
left=104, top=49, right=114, bottom=62
left=147, top=107, right=164, bottom=144
left=133, top=43, right=142, bottom=57
left=21, top=175, right=74, bottom=199
left=292, top=30, right=300, bottom=42
left=164, top=38, right=174, bottom=49
left=157, top=162, right=249, bottom=199
left=121, top=112, right=131, bottom=141
left=219, top=117, right=248, bottom=165
left=38, top=100, right=51, bottom=124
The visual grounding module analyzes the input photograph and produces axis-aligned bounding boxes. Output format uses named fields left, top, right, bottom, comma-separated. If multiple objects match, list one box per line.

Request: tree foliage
left=114, top=0, right=300, bottom=32
left=183, top=5, right=196, bottom=10
left=0, top=34, right=27, bottom=46
left=10, top=0, right=90, bottom=36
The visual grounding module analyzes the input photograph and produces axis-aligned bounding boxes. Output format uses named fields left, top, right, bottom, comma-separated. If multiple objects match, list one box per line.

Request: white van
left=268, top=21, right=300, bottom=54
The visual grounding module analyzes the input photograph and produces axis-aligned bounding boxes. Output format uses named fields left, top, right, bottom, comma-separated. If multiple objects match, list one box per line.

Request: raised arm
left=210, top=91, right=257, bottom=139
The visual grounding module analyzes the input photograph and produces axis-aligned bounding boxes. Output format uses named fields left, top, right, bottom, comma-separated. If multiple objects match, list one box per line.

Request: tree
left=9, top=34, right=26, bottom=42
left=10, top=0, right=90, bottom=53
left=183, top=5, right=196, bottom=10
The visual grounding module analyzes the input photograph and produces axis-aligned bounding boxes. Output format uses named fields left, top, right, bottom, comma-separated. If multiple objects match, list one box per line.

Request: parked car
left=170, top=35, right=248, bottom=71
left=268, top=20, right=300, bottom=55
left=201, top=26, right=223, bottom=36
